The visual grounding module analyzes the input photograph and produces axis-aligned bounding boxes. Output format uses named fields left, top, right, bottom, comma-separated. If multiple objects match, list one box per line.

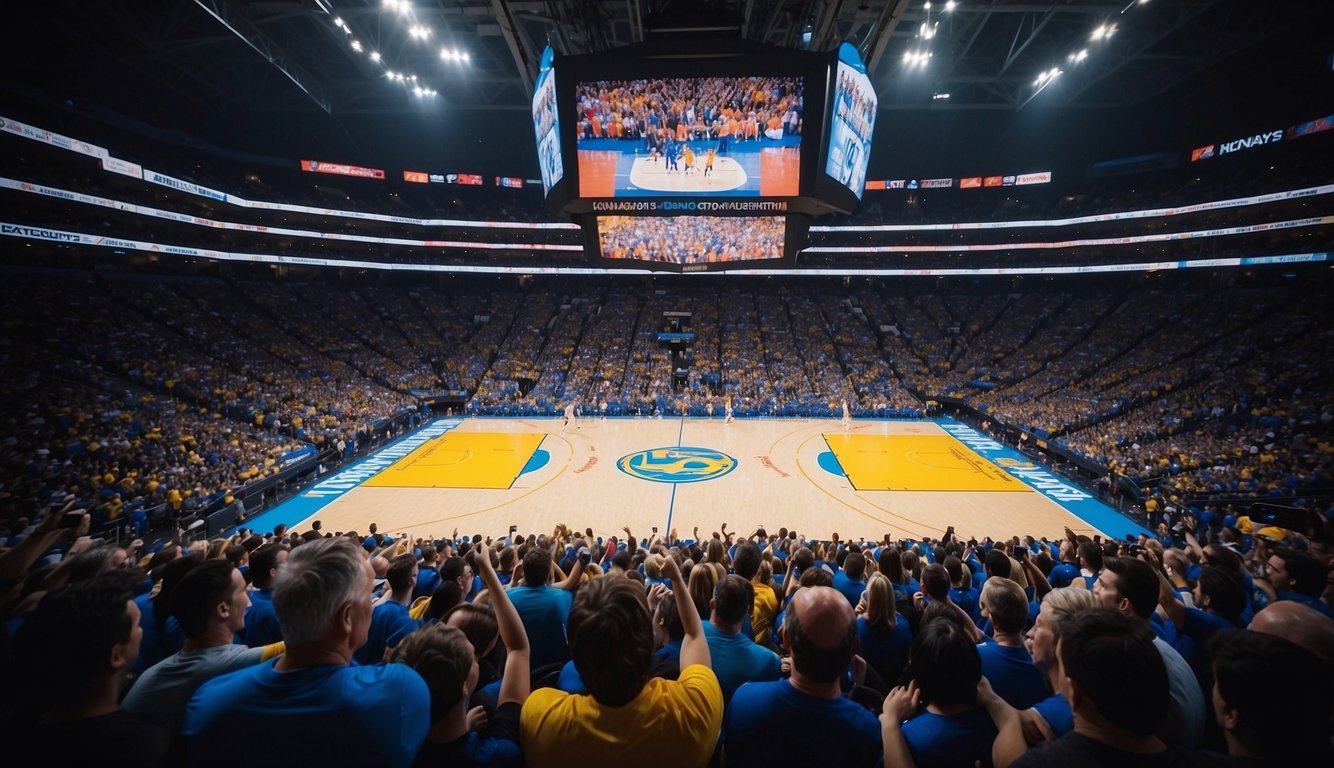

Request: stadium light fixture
left=1067, top=49, right=1088, bottom=63
left=1033, top=67, right=1062, bottom=88
left=902, top=50, right=931, bottom=67
left=370, top=51, right=381, bottom=62
left=409, top=24, right=432, bottom=39
left=945, top=1, right=956, bottom=10
left=350, top=40, right=362, bottom=53
left=1091, top=24, right=1116, bottom=41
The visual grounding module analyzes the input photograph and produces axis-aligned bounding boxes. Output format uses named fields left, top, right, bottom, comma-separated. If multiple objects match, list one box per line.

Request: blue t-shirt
left=354, top=601, right=420, bottom=665
left=1181, top=606, right=1236, bottom=673
left=243, top=589, right=282, bottom=647
left=901, top=708, right=999, bottom=768
left=977, top=640, right=1048, bottom=710
left=1048, top=563, right=1079, bottom=589
left=556, top=660, right=585, bottom=693
left=1033, top=692, right=1073, bottom=736
left=724, top=679, right=882, bottom=767
left=950, top=585, right=982, bottom=625
left=133, top=591, right=163, bottom=675
left=856, top=616, right=912, bottom=688
left=832, top=571, right=867, bottom=608
left=508, top=585, right=573, bottom=668
left=183, top=660, right=430, bottom=768
left=412, top=565, right=442, bottom=601
left=891, top=578, right=920, bottom=602
left=702, top=621, right=782, bottom=701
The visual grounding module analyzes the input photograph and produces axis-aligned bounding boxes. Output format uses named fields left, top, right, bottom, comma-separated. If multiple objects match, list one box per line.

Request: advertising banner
left=101, top=156, right=143, bottom=179
left=300, top=160, right=385, bottom=179
left=1016, top=171, right=1052, bottom=186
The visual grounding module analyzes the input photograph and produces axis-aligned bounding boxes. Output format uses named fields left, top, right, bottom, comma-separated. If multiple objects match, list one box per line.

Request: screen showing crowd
left=825, top=47, right=877, bottom=199
left=575, top=77, right=803, bottom=198
left=597, top=215, right=786, bottom=266
left=532, top=47, right=564, bottom=196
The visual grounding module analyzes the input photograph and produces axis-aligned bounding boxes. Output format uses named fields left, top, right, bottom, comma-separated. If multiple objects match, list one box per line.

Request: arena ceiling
left=4, top=0, right=1330, bottom=171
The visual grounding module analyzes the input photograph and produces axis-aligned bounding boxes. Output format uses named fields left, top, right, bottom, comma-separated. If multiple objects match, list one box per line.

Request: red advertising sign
left=495, top=176, right=525, bottom=189
left=1190, top=145, right=1215, bottom=162
left=403, top=171, right=429, bottom=184
left=983, top=176, right=1003, bottom=187
left=959, top=177, right=982, bottom=189
left=864, top=180, right=887, bottom=191
left=300, top=160, right=385, bottom=179
left=448, top=173, right=484, bottom=186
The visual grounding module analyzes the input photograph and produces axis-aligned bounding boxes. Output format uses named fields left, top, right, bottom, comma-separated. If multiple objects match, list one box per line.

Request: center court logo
left=617, top=446, right=738, bottom=483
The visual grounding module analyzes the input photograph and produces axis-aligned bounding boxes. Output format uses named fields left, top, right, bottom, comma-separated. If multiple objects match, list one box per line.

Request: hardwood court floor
left=308, top=418, right=1103, bottom=544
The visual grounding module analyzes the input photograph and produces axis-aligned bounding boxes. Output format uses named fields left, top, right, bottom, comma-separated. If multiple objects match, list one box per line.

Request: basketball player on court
left=841, top=398, right=852, bottom=429
left=703, top=146, right=716, bottom=177
left=724, top=395, right=734, bottom=424
left=560, top=399, right=579, bottom=435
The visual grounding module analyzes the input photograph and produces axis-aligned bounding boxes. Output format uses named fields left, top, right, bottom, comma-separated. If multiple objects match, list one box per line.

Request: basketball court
left=577, top=141, right=800, bottom=197
left=277, top=417, right=1147, bottom=545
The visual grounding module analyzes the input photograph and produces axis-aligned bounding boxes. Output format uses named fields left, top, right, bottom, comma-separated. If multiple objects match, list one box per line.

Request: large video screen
left=576, top=77, right=803, bottom=198
left=533, top=46, right=564, bottom=196
left=596, top=215, right=786, bottom=267
left=825, top=43, right=876, bottom=199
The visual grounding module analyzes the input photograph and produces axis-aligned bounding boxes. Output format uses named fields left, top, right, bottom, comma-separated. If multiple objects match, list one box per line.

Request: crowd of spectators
left=3, top=500, right=1331, bottom=766
left=575, top=77, right=803, bottom=144
left=3, top=264, right=1328, bottom=537
left=599, top=215, right=785, bottom=265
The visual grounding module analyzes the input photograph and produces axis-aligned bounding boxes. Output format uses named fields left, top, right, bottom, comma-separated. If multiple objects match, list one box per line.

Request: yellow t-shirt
left=520, top=663, right=723, bottom=768
left=750, top=577, right=780, bottom=643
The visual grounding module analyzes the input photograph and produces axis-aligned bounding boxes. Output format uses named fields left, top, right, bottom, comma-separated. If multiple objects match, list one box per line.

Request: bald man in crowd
left=1247, top=600, right=1334, bottom=663
left=723, top=585, right=881, bottom=766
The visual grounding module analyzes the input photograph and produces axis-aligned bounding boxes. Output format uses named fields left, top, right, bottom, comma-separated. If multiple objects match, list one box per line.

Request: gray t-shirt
left=122, top=644, right=267, bottom=736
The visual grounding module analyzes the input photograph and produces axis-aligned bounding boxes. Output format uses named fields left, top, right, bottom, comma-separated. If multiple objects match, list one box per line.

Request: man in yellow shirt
left=520, top=556, right=722, bottom=767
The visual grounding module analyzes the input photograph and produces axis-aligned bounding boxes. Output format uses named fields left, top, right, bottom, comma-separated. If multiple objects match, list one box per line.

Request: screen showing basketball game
left=825, top=43, right=876, bottom=199
left=596, top=215, right=787, bottom=267
left=533, top=46, right=564, bottom=196
left=575, top=76, right=803, bottom=198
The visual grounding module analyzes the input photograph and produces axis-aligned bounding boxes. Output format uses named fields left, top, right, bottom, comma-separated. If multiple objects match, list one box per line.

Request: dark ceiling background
left=2, top=0, right=1330, bottom=181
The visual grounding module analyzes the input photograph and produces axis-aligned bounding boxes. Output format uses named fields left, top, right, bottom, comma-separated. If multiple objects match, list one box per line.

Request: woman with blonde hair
left=687, top=559, right=719, bottom=620
left=855, top=572, right=912, bottom=687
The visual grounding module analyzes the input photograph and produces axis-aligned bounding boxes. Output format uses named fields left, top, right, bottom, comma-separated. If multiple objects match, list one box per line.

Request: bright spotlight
left=370, top=51, right=381, bottom=62
left=409, top=25, right=432, bottom=39
left=350, top=40, right=363, bottom=53
left=945, top=1, right=956, bottom=10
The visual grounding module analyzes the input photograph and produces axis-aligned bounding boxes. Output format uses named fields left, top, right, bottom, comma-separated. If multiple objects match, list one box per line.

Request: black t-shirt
left=1014, top=733, right=1243, bottom=768
left=32, top=710, right=169, bottom=768
left=413, top=701, right=522, bottom=768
